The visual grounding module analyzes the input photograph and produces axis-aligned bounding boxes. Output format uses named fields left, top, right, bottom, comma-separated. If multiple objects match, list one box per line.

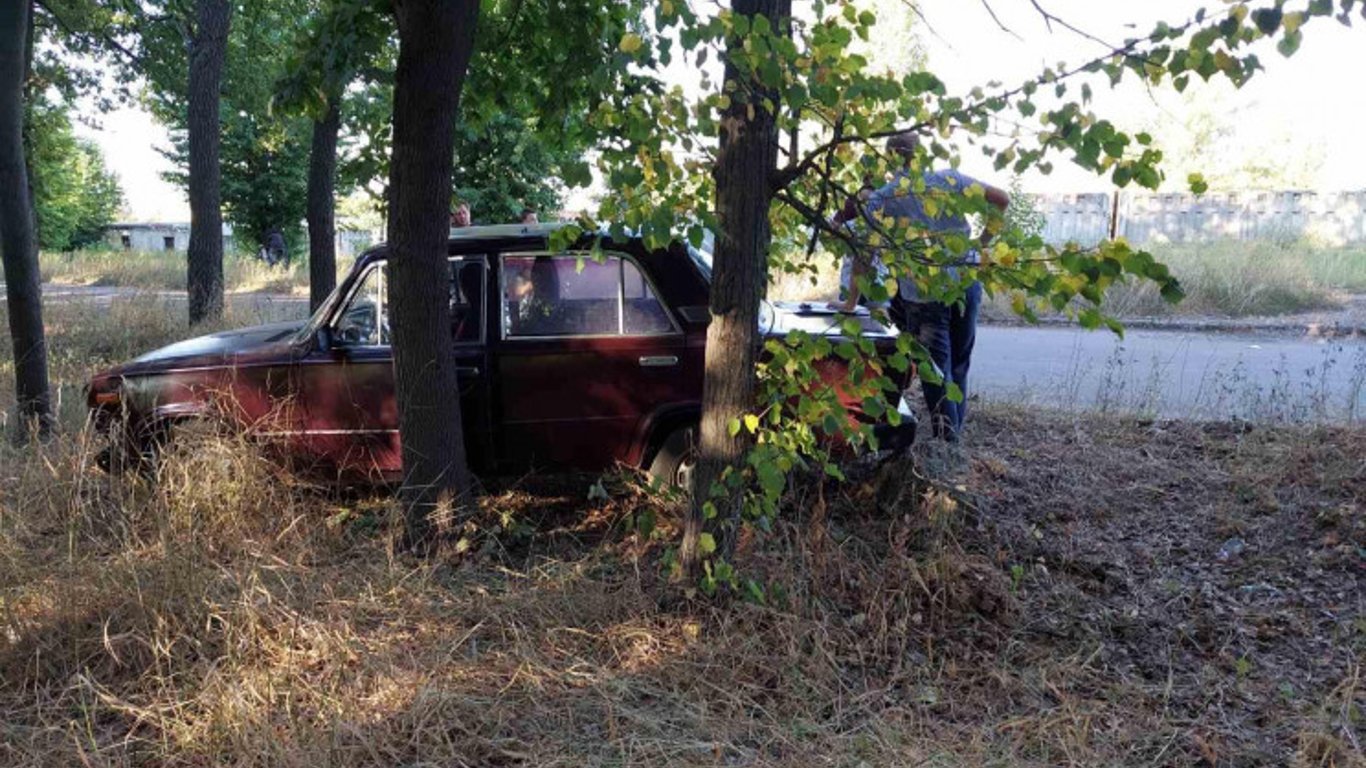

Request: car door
left=294, top=255, right=493, bottom=480
left=493, top=250, right=695, bottom=472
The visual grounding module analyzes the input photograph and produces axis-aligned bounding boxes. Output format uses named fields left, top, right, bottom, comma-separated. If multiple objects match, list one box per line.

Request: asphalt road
left=971, top=325, right=1364, bottom=422
left=7, top=283, right=1363, bottom=423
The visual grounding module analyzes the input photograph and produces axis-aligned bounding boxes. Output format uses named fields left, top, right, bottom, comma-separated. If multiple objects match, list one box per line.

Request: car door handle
left=456, top=366, right=481, bottom=377
left=639, top=356, right=678, bottom=368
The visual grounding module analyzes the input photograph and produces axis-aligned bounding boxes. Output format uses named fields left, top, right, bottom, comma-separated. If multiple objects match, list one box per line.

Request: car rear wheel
left=648, top=424, right=698, bottom=491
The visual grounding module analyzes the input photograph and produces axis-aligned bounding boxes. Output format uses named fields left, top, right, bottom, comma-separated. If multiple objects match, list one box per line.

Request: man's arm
left=980, top=181, right=1010, bottom=246
left=830, top=252, right=868, bottom=313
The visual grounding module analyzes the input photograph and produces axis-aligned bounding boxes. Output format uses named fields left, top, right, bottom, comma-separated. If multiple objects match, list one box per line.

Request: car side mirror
left=314, top=326, right=333, bottom=352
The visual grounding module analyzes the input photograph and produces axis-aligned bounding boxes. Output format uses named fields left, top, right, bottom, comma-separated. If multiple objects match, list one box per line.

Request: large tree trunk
left=387, top=0, right=479, bottom=554
left=307, top=101, right=340, bottom=313
left=186, top=0, right=230, bottom=325
left=683, top=0, right=790, bottom=575
left=0, top=0, right=50, bottom=441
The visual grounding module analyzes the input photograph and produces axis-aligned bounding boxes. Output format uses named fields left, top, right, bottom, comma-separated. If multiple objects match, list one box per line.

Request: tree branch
left=1028, top=0, right=1116, bottom=49
left=978, top=0, right=1024, bottom=41
left=33, top=0, right=146, bottom=68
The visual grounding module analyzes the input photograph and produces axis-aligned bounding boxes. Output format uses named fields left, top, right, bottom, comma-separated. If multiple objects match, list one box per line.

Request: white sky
left=75, top=0, right=1366, bottom=221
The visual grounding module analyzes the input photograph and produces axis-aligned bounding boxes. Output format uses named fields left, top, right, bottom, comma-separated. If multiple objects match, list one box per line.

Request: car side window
left=335, top=264, right=387, bottom=347
left=335, top=258, right=485, bottom=348
left=449, top=260, right=485, bottom=344
left=622, top=258, right=673, bottom=335
left=502, top=252, right=675, bottom=338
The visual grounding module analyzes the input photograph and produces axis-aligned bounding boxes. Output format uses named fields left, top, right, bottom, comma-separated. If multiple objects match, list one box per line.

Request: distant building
left=105, top=222, right=236, bottom=254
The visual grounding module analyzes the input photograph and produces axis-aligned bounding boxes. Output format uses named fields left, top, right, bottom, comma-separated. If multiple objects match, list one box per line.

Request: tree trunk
left=683, top=0, right=790, bottom=576
left=0, top=0, right=51, bottom=440
left=387, top=0, right=479, bottom=554
left=307, top=101, right=340, bottom=313
left=186, top=0, right=230, bottom=325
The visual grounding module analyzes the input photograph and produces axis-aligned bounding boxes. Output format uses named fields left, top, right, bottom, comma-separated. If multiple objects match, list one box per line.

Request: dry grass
left=0, top=402, right=1360, bottom=766
left=28, top=249, right=315, bottom=296
left=0, top=289, right=1361, bottom=766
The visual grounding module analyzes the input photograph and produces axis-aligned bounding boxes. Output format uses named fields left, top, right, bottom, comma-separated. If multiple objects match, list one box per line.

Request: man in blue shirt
left=865, top=131, right=1010, bottom=442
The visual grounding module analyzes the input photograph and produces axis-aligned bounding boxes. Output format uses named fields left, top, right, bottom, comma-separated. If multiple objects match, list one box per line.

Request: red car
left=87, top=225, right=914, bottom=484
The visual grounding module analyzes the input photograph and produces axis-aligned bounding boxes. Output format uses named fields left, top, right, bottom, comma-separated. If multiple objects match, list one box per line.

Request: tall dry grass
left=1098, top=240, right=1363, bottom=317
left=30, top=249, right=315, bottom=296
left=1, top=408, right=1360, bottom=765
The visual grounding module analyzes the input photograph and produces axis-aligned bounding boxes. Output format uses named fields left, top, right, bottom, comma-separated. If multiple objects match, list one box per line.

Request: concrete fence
left=1032, top=190, right=1366, bottom=247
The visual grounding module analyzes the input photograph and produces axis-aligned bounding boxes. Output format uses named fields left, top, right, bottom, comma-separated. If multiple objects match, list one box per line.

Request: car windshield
left=687, top=230, right=714, bottom=281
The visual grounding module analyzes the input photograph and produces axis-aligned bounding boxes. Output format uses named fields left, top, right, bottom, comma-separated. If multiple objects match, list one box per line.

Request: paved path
left=971, top=325, right=1364, bottom=422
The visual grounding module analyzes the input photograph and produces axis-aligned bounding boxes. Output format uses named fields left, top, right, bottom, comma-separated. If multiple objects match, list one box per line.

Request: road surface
left=6, top=284, right=1363, bottom=423
left=971, top=325, right=1364, bottom=422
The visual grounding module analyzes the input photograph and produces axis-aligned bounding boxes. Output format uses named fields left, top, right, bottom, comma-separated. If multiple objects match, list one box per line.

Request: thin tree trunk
left=683, top=0, right=790, bottom=576
left=387, top=0, right=479, bottom=554
left=0, top=0, right=51, bottom=440
left=307, top=101, right=340, bottom=313
left=186, top=0, right=229, bottom=325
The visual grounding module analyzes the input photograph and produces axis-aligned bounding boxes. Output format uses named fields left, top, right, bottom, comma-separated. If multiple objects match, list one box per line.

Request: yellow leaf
left=619, top=33, right=643, bottom=54
left=743, top=414, right=760, bottom=433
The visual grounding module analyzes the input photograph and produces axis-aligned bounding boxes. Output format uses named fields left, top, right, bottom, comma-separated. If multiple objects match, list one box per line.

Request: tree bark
left=387, top=0, right=479, bottom=554
left=0, top=0, right=51, bottom=440
left=186, top=0, right=230, bottom=325
left=307, top=101, right=340, bottom=313
left=683, top=0, right=790, bottom=576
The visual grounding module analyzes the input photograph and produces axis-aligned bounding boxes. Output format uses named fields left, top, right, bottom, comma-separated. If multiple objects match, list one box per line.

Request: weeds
left=0, top=406, right=1358, bottom=765
left=26, top=249, right=318, bottom=295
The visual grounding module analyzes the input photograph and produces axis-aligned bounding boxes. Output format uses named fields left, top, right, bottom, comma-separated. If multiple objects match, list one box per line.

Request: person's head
left=885, top=131, right=920, bottom=167
left=520, top=207, right=538, bottom=224
left=451, top=201, right=471, bottom=228
left=508, top=268, right=533, bottom=301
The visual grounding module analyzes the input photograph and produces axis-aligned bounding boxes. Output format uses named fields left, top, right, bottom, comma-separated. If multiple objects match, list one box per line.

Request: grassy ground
left=0, top=302, right=1362, bottom=766
left=27, top=249, right=313, bottom=295
left=1084, top=241, right=1366, bottom=318
left=0, top=406, right=1359, bottom=766
left=773, top=241, right=1366, bottom=320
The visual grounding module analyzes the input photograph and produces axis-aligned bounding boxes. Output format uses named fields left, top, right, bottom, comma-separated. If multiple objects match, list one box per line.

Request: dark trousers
left=892, top=281, right=982, bottom=440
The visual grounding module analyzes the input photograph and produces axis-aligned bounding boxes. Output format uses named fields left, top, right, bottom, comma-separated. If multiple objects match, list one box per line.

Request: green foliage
left=564, top=0, right=1361, bottom=588
left=451, top=114, right=572, bottom=223
left=26, top=97, right=122, bottom=252
left=325, top=0, right=648, bottom=217
left=148, top=0, right=313, bottom=253
left=1003, top=178, right=1046, bottom=241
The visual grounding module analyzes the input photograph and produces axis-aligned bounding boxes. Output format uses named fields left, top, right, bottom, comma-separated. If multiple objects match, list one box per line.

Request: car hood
left=128, top=319, right=307, bottom=368
left=762, top=301, right=898, bottom=340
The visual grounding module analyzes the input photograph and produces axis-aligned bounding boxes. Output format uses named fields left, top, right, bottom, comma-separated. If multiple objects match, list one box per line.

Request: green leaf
left=727, top=418, right=742, bottom=437
left=698, top=532, right=716, bottom=555
left=1187, top=173, right=1209, bottom=195
left=1277, top=29, right=1303, bottom=57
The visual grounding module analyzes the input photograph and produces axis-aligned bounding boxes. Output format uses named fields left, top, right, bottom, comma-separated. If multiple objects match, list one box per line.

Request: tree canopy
left=26, top=96, right=122, bottom=251
left=557, top=0, right=1363, bottom=587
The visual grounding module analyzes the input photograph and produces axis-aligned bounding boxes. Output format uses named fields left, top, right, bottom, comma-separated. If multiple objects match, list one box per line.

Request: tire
left=648, top=424, right=698, bottom=490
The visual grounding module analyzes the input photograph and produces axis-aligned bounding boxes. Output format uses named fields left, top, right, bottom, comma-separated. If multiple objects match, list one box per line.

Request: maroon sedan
left=87, top=225, right=914, bottom=484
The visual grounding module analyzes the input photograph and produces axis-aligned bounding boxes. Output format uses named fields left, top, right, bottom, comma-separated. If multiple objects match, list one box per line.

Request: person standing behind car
left=827, top=179, right=890, bottom=314
left=867, top=131, right=1009, bottom=441
left=450, top=200, right=472, bottom=230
